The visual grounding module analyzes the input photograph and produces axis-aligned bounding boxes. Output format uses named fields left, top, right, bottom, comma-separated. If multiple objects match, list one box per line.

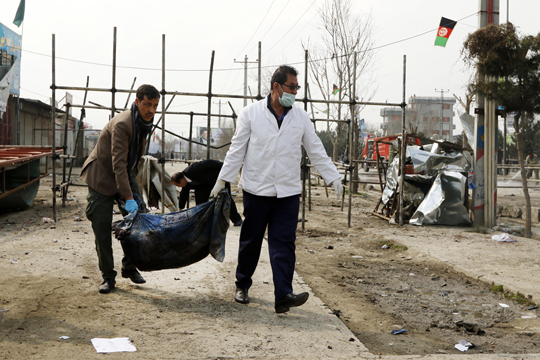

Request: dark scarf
left=128, top=102, right=154, bottom=172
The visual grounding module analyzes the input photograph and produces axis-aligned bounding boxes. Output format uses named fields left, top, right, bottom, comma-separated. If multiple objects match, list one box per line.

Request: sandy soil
left=1, top=164, right=539, bottom=358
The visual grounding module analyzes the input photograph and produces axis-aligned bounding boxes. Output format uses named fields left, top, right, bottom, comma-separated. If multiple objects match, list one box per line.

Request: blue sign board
left=0, top=22, right=22, bottom=95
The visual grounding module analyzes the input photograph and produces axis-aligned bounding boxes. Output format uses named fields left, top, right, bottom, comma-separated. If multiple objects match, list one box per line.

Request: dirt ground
left=1, top=164, right=540, bottom=358
left=294, top=179, right=540, bottom=356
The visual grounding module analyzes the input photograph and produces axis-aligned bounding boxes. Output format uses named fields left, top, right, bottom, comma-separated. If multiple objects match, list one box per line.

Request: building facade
left=380, top=96, right=456, bottom=140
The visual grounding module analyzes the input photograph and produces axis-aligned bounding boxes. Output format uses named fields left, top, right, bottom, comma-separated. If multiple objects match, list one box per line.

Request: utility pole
left=474, top=0, right=500, bottom=228
left=234, top=55, right=258, bottom=107
left=435, top=89, right=449, bottom=140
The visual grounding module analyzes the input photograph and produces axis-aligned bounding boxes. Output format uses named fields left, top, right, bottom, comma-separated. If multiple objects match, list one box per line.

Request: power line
left=263, top=0, right=317, bottom=56
left=233, top=0, right=276, bottom=60
left=17, top=12, right=478, bottom=74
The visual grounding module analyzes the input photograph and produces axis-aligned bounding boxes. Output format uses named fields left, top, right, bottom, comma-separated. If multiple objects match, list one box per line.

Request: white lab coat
left=218, top=97, right=340, bottom=198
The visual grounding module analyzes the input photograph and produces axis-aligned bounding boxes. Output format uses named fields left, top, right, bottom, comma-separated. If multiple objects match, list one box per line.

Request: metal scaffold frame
left=49, top=28, right=407, bottom=228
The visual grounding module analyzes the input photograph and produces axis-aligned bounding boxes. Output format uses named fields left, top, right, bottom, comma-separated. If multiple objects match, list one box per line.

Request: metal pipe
left=207, top=50, right=215, bottom=160
left=301, top=49, right=308, bottom=230
left=348, top=52, right=357, bottom=228
left=124, top=77, right=137, bottom=109
left=161, top=34, right=166, bottom=214
left=188, top=112, right=193, bottom=160
left=111, top=27, right=117, bottom=120
left=257, top=42, right=262, bottom=99
left=61, top=104, right=70, bottom=207
left=399, top=55, right=407, bottom=226
left=51, top=34, right=57, bottom=222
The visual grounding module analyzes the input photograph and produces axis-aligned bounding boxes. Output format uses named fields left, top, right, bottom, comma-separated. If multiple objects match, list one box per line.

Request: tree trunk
left=515, top=113, right=532, bottom=238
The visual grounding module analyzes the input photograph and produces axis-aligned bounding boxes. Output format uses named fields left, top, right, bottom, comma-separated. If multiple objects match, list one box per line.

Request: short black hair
left=270, top=65, right=298, bottom=90
left=171, top=172, right=185, bottom=183
left=136, top=84, right=160, bottom=101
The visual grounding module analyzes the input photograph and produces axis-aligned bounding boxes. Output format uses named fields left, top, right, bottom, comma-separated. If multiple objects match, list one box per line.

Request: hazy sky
left=1, top=0, right=538, bottom=137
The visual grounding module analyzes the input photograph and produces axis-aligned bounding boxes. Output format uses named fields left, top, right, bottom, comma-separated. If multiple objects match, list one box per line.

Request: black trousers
left=235, top=190, right=300, bottom=301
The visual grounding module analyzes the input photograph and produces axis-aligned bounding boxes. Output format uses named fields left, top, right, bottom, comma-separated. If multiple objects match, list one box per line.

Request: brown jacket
left=80, top=110, right=146, bottom=199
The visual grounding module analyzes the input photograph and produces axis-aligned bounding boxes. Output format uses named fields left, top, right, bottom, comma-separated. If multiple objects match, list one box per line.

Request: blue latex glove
left=125, top=199, right=138, bottom=213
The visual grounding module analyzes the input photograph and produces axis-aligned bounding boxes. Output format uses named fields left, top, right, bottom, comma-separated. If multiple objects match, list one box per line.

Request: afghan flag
left=332, top=84, right=339, bottom=95
left=13, top=0, right=25, bottom=27
left=434, top=17, right=457, bottom=47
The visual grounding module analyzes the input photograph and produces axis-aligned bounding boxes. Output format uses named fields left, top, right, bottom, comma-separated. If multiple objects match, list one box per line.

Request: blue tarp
left=114, top=190, right=231, bottom=271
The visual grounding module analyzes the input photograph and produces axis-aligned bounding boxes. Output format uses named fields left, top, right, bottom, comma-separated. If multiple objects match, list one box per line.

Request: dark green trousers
left=85, top=172, right=143, bottom=280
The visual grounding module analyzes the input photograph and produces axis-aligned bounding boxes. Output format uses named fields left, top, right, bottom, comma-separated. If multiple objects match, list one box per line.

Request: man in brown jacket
left=81, top=84, right=160, bottom=293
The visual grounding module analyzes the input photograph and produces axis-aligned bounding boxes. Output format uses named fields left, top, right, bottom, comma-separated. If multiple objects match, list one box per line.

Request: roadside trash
left=499, top=303, right=510, bottom=308
left=326, top=246, right=334, bottom=249
left=11, top=259, right=18, bottom=264
left=24, top=252, right=29, bottom=255
left=467, top=171, right=475, bottom=190
left=521, top=315, right=537, bottom=319
left=91, top=338, right=136, bottom=353
left=59, top=336, right=70, bottom=340
left=391, top=329, right=406, bottom=335
left=381, top=245, right=389, bottom=249
left=528, top=306, right=538, bottom=310
left=0, top=309, right=8, bottom=312
left=492, top=233, right=516, bottom=242
left=74, top=216, right=83, bottom=221
left=440, top=292, right=448, bottom=296
left=455, top=339, right=474, bottom=351
left=41, top=217, right=54, bottom=223
left=455, top=320, right=485, bottom=335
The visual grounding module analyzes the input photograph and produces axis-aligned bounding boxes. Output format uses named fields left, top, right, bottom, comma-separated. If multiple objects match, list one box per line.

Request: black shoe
left=234, top=288, right=249, bottom=304
left=98, top=279, right=115, bottom=294
left=233, top=219, right=243, bottom=227
left=121, top=269, right=146, bottom=284
left=275, top=292, right=309, bottom=313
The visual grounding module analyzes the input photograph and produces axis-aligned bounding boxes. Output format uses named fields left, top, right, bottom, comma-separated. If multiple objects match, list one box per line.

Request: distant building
left=380, top=96, right=456, bottom=141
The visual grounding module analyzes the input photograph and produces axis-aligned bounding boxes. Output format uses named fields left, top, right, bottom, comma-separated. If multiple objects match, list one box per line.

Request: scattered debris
left=42, top=217, right=55, bottom=223
left=455, top=339, right=474, bottom=352
left=59, top=336, right=70, bottom=340
left=499, top=303, right=510, bottom=308
left=455, top=321, right=485, bottom=335
left=91, top=337, right=137, bottom=353
left=516, top=331, right=535, bottom=336
left=492, top=233, right=516, bottom=242
left=391, top=329, right=406, bottom=335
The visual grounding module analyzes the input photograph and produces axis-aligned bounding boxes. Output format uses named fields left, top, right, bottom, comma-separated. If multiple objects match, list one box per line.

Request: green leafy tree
left=462, top=23, right=540, bottom=237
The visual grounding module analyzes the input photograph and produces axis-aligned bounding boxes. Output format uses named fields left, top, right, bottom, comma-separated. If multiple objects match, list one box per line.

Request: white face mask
left=278, top=84, right=295, bottom=107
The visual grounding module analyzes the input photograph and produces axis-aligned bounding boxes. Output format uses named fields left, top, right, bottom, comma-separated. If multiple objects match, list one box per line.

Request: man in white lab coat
left=210, top=65, right=342, bottom=313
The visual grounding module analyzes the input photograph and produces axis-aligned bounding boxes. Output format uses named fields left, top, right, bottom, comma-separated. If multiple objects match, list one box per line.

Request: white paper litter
left=91, top=338, right=136, bottom=353
left=59, top=336, right=70, bottom=340
left=455, top=343, right=469, bottom=351
left=521, top=315, right=537, bottom=319
left=499, top=303, right=510, bottom=308
left=492, top=233, right=516, bottom=242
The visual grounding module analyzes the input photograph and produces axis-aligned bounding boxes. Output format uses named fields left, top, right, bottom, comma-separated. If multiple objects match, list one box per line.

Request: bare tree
left=303, top=0, right=376, bottom=162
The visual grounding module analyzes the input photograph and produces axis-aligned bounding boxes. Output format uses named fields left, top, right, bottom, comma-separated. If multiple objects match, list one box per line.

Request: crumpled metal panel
left=381, top=157, right=399, bottom=204
left=409, top=147, right=471, bottom=175
left=409, top=171, right=471, bottom=225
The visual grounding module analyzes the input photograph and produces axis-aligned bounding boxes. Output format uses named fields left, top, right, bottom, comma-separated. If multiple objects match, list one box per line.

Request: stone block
left=501, top=204, right=523, bottom=218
